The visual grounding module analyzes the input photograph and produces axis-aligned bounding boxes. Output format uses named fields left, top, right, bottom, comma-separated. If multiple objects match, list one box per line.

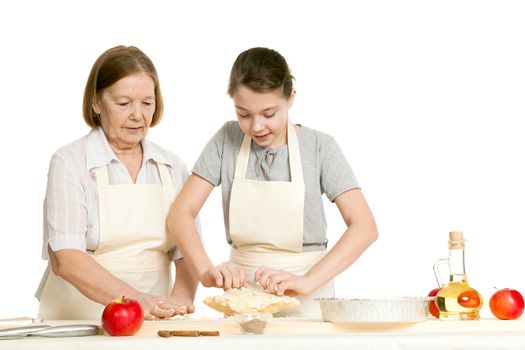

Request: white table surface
left=1, top=318, right=524, bottom=350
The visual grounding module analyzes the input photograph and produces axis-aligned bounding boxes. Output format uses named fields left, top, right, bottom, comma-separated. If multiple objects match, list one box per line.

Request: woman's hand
left=157, top=294, right=196, bottom=316
left=254, top=266, right=315, bottom=297
left=199, top=262, right=247, bottom=290
left=125, top=292, right=174, bottom=320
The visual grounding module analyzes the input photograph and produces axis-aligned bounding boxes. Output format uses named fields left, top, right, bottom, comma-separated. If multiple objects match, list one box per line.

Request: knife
left=0, top=324, right=100, bottom=340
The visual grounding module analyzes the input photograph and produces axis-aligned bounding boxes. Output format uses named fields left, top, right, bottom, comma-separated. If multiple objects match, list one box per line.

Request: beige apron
left=229, top=119, right=334, bottom=318
left=38, top=163, right=177, bottom=320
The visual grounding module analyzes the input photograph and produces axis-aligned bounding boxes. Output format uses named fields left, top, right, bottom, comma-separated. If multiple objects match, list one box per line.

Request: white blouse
left=42, top=127, right=193, bottom=261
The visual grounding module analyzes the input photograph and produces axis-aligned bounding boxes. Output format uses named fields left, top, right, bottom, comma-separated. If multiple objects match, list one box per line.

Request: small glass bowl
left=233, top=312, right=272, bottom=335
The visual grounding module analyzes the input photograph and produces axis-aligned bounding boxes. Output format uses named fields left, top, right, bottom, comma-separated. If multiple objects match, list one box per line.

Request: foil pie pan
left=316, top=297, right=434, bottom=323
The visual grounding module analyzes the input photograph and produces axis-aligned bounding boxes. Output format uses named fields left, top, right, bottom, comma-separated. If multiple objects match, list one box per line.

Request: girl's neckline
left=251, top=124, right=303, bottom=152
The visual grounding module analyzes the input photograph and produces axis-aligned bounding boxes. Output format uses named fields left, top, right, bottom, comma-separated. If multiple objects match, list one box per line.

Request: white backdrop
left=1, top=0, right=524, bottom=319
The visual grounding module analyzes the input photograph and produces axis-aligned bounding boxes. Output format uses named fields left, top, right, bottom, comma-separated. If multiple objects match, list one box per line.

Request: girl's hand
left=199, top=262, right=247, bottom=290
left=254, top=266, right=315, bottom=296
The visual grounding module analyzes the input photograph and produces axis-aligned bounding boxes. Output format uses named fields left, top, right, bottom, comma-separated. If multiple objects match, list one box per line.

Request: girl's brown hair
left=82, top=45, right=164, bottom=127
left=227, top=47, right=294, bottom=99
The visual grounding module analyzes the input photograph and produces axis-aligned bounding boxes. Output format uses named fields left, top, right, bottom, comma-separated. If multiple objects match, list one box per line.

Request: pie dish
left=316, top=297, right=434, bottom=323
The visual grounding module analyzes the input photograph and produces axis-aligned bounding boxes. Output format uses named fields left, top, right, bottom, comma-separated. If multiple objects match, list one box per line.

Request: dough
left=203, top=287, right=300, bottom=316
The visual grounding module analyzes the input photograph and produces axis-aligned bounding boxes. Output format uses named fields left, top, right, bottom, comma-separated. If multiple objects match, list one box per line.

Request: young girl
left=168, top=47, right=377, bottom=318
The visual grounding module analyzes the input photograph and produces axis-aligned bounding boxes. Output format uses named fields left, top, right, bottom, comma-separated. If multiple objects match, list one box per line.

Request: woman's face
left=93, top=72, right=156, bottom=150
left=233, top=85, right=294, bottom=148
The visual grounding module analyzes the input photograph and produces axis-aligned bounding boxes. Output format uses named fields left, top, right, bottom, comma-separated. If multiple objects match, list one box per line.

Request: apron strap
left=234, top=118, right=304, bottom=184
left=94, top=166, right=110, bottom=185
left=157, top=163, right=175, bottom=188
left=286, top=119, right=304, bottom=184
left=234, top=133, right=252, bottom=180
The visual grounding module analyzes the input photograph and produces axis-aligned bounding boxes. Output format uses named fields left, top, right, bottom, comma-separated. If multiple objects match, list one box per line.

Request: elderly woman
left=36, top=45, right=198, bottom=320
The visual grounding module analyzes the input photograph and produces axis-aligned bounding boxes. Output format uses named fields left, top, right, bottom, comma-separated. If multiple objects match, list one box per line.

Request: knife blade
left=0, top=325, right=50, bottom=339
left=0, top=324, right=99, bottom=340
left=30, top=324, right=100, bottom=337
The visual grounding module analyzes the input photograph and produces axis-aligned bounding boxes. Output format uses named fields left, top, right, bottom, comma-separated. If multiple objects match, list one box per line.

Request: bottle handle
left=433, top=258, right=449, bottom=288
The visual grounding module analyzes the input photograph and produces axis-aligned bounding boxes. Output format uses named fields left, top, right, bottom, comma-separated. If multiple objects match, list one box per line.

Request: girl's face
left=93, top=72, right=156, bottom=150
left=233, top=85, right=294, bottom=148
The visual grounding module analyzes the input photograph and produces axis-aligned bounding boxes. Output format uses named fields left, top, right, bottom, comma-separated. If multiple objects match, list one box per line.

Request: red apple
left=428, top=287, right=440, bottom=318
left=102, top=296, right=144, bottom=336
left=489, top=288, right=525, bottom=320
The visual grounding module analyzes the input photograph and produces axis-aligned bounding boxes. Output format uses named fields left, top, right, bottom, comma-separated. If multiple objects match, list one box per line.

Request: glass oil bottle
left=433, top=231, right=482, bottom=320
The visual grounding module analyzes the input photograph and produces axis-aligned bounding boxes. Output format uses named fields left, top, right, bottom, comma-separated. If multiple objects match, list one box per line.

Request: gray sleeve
left=192, top=124, right=227, bottom=187
left=319, top=134, right=360, bottom=202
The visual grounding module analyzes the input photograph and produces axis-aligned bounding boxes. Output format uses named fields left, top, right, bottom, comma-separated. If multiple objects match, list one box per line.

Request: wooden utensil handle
left=199, top=330, right=220, bottom=336
left=170, top=330, right=200, bottom=337
left=157, top=330, right=221, bottom=337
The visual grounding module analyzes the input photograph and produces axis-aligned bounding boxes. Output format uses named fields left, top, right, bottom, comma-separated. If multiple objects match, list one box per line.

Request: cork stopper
left=448, top=231, right=465, bottom=249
